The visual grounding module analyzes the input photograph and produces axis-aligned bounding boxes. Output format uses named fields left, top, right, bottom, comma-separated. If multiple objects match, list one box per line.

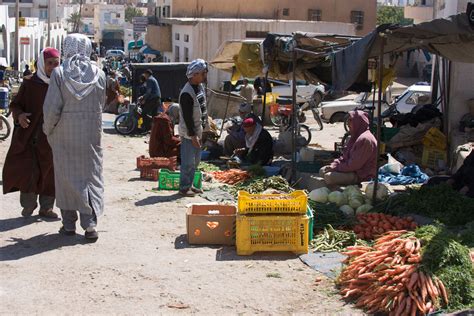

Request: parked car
left=320, top=84, right=432, bottom=123
left=106, top=49, right=125, bottom=59
left=269, top=79, right=325, bottom=104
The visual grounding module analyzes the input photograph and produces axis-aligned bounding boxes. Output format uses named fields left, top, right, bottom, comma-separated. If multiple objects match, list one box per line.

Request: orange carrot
left=436, top=278, right=449, bottom=305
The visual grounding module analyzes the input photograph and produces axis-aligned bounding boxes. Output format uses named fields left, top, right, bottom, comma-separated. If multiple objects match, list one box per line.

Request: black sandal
left=59, top=226, right=76, bottom=236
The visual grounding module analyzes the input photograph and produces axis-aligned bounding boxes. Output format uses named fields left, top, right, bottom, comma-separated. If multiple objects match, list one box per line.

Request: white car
left=105, top=49, right=125, bottom=58
left=269, top=79, right=325, bottom=104
left=320, top=84, right=432, bottom=123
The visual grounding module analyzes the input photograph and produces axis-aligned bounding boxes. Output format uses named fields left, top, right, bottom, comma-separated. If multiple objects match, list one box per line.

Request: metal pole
left=372, top=37, right=385, bottom=205
left=47, top=0, right=51, bottom=46
left=14, top=0, right=20, bottom=71
left=261, top=71, right=269, bottom=126
left=291, top=46, right=297, bottom=181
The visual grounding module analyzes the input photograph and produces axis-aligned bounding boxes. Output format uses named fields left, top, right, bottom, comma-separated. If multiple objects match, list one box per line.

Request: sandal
left=59, top=226, right=76, bottom=236
left=39, top=208, right=59, bottom=219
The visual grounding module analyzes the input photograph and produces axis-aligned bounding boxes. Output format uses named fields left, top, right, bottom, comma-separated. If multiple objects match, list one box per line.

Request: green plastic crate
left=308, top=206, right=314, bottom=242
left=370, top=126, right=400, bottom=142
left=158, top=169, right=202, bottom=190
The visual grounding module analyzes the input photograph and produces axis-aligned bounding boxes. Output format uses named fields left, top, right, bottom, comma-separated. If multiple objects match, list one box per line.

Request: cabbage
left=309, top=187, right=330, bottom=203
left=339, top=205, right=355, bottom=217
left=365, top=183, right=390, bottom=201
left=349, top=197, right=363, bottom=209
left=356, top=204, right=373, bottom=214
left=328, top=191, right=344, bottom=205
left=343, top=185, right=361, bottom=196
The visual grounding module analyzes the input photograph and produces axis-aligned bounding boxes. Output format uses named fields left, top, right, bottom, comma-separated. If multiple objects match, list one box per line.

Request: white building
left=146, top=18, right=356, bottom=89
left=0, top=4, right=67, bottom=70
left=93, top=4, right=125, bottom=44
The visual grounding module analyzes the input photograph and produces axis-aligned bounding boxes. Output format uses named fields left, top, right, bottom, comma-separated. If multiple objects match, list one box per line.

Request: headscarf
left=166, top=103, right=180, bottom=125
left=343, top=110, right=370, bottom=157
left=243, top=117, right=262, bottom=151
left=62, top=33, right=101, bottom=100
left=186, top=59, right=207, bottom=79
left=36, top=47, right=60, bottom=85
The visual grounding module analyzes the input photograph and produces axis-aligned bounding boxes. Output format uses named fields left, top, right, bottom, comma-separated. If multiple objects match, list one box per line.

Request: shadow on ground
left=0, top=216, right=60, bottom=233
left=135, top=193, right=182, bottom=206
left=215, top=247, right=298, bottom=261
left=0, top=233, right=89, bottom=261
left=174, top=234, right=222, bottom=250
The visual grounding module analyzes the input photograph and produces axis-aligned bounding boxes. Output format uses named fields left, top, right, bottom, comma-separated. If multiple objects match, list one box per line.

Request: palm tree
left=67, top=12, right=83, bottom=32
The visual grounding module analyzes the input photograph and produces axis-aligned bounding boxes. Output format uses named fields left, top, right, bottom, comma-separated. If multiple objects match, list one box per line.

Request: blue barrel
left=0, top=87, right=9, bottom=109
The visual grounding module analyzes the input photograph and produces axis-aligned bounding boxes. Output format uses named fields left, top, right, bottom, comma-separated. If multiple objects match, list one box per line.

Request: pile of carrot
left=353, top=213, right=418, bottom=240
left=211, top=169, right=250, bottom=185
left=338, top=230, right=448, bottom=315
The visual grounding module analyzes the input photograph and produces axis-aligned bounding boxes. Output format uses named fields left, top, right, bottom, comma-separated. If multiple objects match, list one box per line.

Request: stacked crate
left=236, top=190, right=313, bottom=255
left=136, top=155, right=177, bottom=181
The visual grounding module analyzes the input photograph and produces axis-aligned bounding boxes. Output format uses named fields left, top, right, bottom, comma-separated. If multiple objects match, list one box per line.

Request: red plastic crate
left=136, top=155, right=177, bottom=170
left=139, top=167, right=160, bottom=181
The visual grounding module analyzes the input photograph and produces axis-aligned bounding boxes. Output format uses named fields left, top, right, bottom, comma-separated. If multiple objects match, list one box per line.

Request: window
left=163, top=5, right=170, bottom=17
left=351, top=11, right=364, bottom=30
left=156, top=6, right=161, bottom=18
left=308, top=9, right=322, bottom=21
left=116, top=13, right=120, bottom=18
left=184, top=47, right=189, bottom=62
left=175, top=46, right=180, bottom=62
left=406, top=92, right=431, bottom=105
left=175, top=33, right=180, bottom=40
left=282, top=8, right=290, bottom=16
left=245, top=31, right=268, bottom=38
left=39, top=9, right=48, bottom=19
left=184, top=34, right=189, bottom=42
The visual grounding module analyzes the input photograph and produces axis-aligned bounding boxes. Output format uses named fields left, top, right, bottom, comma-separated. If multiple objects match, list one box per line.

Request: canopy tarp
left=332, top=13, right=474, bottom=91
left=128, top=39, right=144, bottom=50
left=210, top=32, right=368, bottom=90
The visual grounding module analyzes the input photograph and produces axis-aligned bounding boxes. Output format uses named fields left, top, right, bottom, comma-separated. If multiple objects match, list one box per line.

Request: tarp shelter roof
left=332, top=13, right=474, bottom=91
left=210, top=32, right=362, bottom=88
left=139, top=45, right=161, bottom=55
left=128, top=39, right=144, bottom=50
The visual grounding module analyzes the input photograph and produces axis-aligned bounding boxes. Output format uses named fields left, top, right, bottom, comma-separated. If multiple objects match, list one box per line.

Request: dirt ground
left=0, top=113, right=361, bottom=314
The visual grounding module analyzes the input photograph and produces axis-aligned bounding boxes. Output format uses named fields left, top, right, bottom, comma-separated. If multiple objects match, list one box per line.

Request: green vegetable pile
left=308, top=201, right=353, bottom=233
left=312, top=224, right=369, bottom=253
left=226, top=176, right=293, bottom=197
left=414, top=225, right=474, bottom=311
left=376, top=184, right=474, bottom=226
left=198, top=162, right=221, bottom=172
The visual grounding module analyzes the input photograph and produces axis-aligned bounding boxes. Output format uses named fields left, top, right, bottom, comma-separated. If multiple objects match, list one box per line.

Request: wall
left=94, top=4, right=125, bottom=42
left=145, top=24, right=172, bottom=52
left=170, top=0, right=376, bottom=35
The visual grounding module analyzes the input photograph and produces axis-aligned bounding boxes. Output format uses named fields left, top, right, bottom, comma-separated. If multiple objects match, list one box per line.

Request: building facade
left=146, top=18, right=356, bottom=89
left=168, top=0, right=376, bottom=35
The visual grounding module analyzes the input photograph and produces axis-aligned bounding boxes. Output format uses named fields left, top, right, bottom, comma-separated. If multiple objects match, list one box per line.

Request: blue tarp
left=378, top=164, right=429, bottom=185
left=140, top=45, right=160, bottom=55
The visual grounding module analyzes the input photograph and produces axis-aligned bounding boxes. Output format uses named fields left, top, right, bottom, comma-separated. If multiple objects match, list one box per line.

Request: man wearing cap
left=3, top=48, right=60, bottom=218
left=138, top=69, right=162, bottom=130
left=178, top=59, right=209, bottom=197
left=234, top=117, right=273, bottom=166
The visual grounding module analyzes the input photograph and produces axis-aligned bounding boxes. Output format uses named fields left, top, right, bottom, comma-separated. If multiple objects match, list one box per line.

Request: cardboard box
left=186, top=204, right=236, bottom=245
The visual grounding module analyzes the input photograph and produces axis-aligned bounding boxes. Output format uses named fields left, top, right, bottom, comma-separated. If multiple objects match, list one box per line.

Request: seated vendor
left=426, top=150, right=474, bottom=198
left=234, top=117, right=273, bottom=166
left=149, top=103, right=181, bottom=158
left=320, top=110, right=377, bottom=185
left=223, top=103, right=256, bottom=156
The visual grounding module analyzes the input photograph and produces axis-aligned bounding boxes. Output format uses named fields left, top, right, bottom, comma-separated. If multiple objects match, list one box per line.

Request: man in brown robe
left=2, top=48, right=60, bottom=218
left=149, top=103, right=180, bottom=158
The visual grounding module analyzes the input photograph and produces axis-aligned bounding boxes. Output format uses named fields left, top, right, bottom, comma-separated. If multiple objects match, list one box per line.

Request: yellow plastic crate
left=237, top=190, right=307, bottom=215
left=422, top=146, right=447, bottom=169
left=422, top=128, right=447, bottom=150
left=236, top=209, right=311, bottom=256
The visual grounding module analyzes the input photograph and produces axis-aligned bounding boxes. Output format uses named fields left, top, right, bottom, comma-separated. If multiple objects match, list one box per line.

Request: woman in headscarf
left=319, top=110, right=378, bottom=186
left=2, top=48, right=60, bottom=218
left=43, top=34, right=106, bottom=241
left=234, top=117, right=273, bottom=166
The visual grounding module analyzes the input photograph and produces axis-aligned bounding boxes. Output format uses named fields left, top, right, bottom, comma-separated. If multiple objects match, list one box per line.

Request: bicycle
left=269, top=98, right=312, bottom=146
left=0, top=107, right=11, bottom=141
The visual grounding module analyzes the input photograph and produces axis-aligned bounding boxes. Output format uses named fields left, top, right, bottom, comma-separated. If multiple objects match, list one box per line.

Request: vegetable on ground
left=353, top=213, right=417, bottom=240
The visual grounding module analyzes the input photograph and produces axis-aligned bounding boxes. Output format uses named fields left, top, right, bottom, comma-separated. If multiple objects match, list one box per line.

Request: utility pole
left=47, top=0, right=51, bottom=46
left=14, top=0, right=19, bottom=70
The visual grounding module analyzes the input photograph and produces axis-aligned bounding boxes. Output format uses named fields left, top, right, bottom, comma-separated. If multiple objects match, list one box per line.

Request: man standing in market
left=138, top=69, right=162, bottom=130
left=2, top=48, right=60, bottom=218
left=178, top=59, right=208, bottom=197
